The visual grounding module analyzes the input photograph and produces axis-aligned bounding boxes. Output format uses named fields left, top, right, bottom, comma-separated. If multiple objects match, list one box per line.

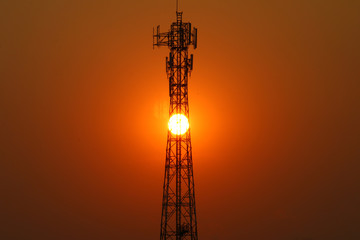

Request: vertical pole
left=176, top=13, right=182, bottom=239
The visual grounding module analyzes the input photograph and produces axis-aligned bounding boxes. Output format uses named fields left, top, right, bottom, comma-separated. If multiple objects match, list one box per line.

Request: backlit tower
left=153, top=10, right=198, bottom=240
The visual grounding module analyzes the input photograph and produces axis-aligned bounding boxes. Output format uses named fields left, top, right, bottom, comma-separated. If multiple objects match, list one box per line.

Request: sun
left=168, top=114, right=189, bottom=135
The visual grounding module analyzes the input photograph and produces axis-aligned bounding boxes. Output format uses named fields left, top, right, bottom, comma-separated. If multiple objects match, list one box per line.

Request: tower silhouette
left=153, top=10, right=198, bottom=240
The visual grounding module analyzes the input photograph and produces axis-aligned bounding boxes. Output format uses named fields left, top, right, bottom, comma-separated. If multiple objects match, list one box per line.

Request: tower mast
left=153, top=9, right=198, bottom=240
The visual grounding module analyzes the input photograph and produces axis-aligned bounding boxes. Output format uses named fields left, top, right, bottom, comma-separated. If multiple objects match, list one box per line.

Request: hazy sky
left=1, top=0, right=359, bottom=239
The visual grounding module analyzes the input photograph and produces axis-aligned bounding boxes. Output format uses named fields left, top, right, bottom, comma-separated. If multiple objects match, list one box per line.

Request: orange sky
left=1, top=0, right=360, bottom=239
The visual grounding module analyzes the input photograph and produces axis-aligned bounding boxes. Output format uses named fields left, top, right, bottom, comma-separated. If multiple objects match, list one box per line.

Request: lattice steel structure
left=153, top=11, right=198, bottom=240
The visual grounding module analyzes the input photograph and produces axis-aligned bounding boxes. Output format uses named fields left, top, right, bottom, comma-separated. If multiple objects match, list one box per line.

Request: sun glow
left=168, top=114, right=189, bottom=135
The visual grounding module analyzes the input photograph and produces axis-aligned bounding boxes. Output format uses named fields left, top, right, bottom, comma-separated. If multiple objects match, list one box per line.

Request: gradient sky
left=1, top=0, right=359, bottom=239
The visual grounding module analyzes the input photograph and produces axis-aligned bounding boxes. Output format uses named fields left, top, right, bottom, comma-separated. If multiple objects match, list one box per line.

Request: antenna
left=153, top=4, right=199, bottom=240
left=176, top=0, right=179, bottom=12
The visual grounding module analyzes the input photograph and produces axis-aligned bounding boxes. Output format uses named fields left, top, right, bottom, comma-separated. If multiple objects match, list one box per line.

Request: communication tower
left=153, top=7, right=199, bottom=240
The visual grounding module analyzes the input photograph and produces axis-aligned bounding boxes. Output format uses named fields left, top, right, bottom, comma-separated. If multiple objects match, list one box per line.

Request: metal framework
left=153, top=11, right=198, bottom=240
